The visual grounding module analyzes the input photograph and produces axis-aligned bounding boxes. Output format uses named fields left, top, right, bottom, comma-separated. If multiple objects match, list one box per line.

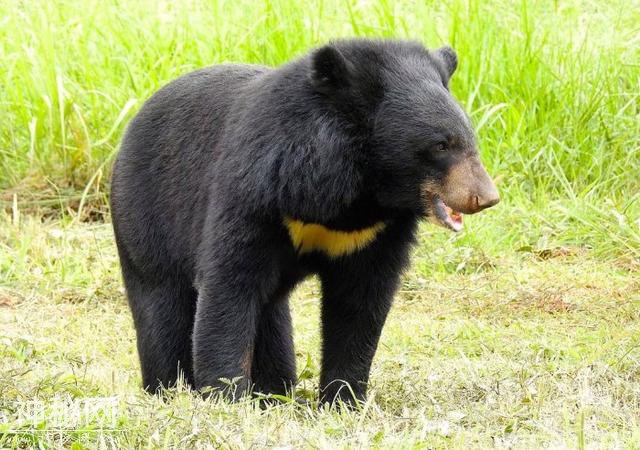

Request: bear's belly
left=284, top=218, right=386, bottom=258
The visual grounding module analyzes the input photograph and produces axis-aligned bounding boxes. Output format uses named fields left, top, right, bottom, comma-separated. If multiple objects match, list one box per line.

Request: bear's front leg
left=192, top=222, right=283, bottom=400
left=192, top=281, right=260, bottom=399
left=251, top=298, right=297, bottom=397
left=318, top=255, right=405, bottom=407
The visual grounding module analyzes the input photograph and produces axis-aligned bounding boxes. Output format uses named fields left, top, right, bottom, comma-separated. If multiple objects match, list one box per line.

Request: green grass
left=1, top=0, right=639, bottom=257
left=1, top=215, right=639, bottom=448
left=1, top=0, right=640, bottom=448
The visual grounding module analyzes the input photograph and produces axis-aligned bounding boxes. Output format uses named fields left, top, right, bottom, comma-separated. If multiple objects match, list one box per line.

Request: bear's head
left=309, top=40, right=499, bottom=231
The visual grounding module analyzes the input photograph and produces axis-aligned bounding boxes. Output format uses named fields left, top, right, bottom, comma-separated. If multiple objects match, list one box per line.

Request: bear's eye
left=433, top=142, right=448, bottom=152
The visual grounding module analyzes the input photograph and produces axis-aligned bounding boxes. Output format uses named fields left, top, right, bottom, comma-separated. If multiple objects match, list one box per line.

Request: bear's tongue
left=433, top=196, right=464, bottom=232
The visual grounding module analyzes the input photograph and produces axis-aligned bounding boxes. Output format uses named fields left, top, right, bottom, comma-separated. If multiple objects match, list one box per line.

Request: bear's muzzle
left=422, top=153, right=499, bottom=231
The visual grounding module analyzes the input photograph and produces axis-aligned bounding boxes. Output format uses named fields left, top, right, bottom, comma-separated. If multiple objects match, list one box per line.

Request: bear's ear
left=432, top=46, right=458, bottom=82
left=310, top=45, right=354, bottom=95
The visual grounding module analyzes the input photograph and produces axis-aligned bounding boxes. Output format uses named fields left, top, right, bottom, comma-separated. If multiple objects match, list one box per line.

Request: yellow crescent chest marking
left=284, top=217, right=386, bottom=258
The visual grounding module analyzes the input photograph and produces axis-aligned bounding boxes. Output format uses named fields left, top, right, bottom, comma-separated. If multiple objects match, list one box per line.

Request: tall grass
left=1, top=0, right=639, bottom=257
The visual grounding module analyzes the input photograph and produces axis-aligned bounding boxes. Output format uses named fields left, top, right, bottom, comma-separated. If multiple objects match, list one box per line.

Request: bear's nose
left=446, top=153, right=500, bottom=214
left=474, top=191, right=500, bottom=211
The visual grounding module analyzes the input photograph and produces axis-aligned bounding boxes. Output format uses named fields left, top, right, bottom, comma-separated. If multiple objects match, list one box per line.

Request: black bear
left=110, top=38, right=499, bottom=406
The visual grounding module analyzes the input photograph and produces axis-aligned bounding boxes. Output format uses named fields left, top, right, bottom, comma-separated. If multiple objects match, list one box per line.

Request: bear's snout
left=474, top=189, right=500, bottom=212
left=442, top=154, right=500, bottom=215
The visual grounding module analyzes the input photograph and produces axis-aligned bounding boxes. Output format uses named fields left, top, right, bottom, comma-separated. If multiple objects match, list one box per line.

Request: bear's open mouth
left=429, top=194, right=464, bottom=232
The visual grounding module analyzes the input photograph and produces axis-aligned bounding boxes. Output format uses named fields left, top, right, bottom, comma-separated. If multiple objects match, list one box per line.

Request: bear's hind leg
left=251, top=298, right=297, bottom=398
left=123, top=272, right=197, bottom=393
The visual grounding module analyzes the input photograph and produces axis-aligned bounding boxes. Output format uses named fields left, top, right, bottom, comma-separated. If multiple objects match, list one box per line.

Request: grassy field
left=1, top=216, right=639, bottom=448
left=2, top=0, right=640, bottom=257
left=1, top=0, right=639, bottom=448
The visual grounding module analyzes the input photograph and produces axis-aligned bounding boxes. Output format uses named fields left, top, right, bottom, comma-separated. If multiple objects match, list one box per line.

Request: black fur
left=110, top=38, right=479, bottom=406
